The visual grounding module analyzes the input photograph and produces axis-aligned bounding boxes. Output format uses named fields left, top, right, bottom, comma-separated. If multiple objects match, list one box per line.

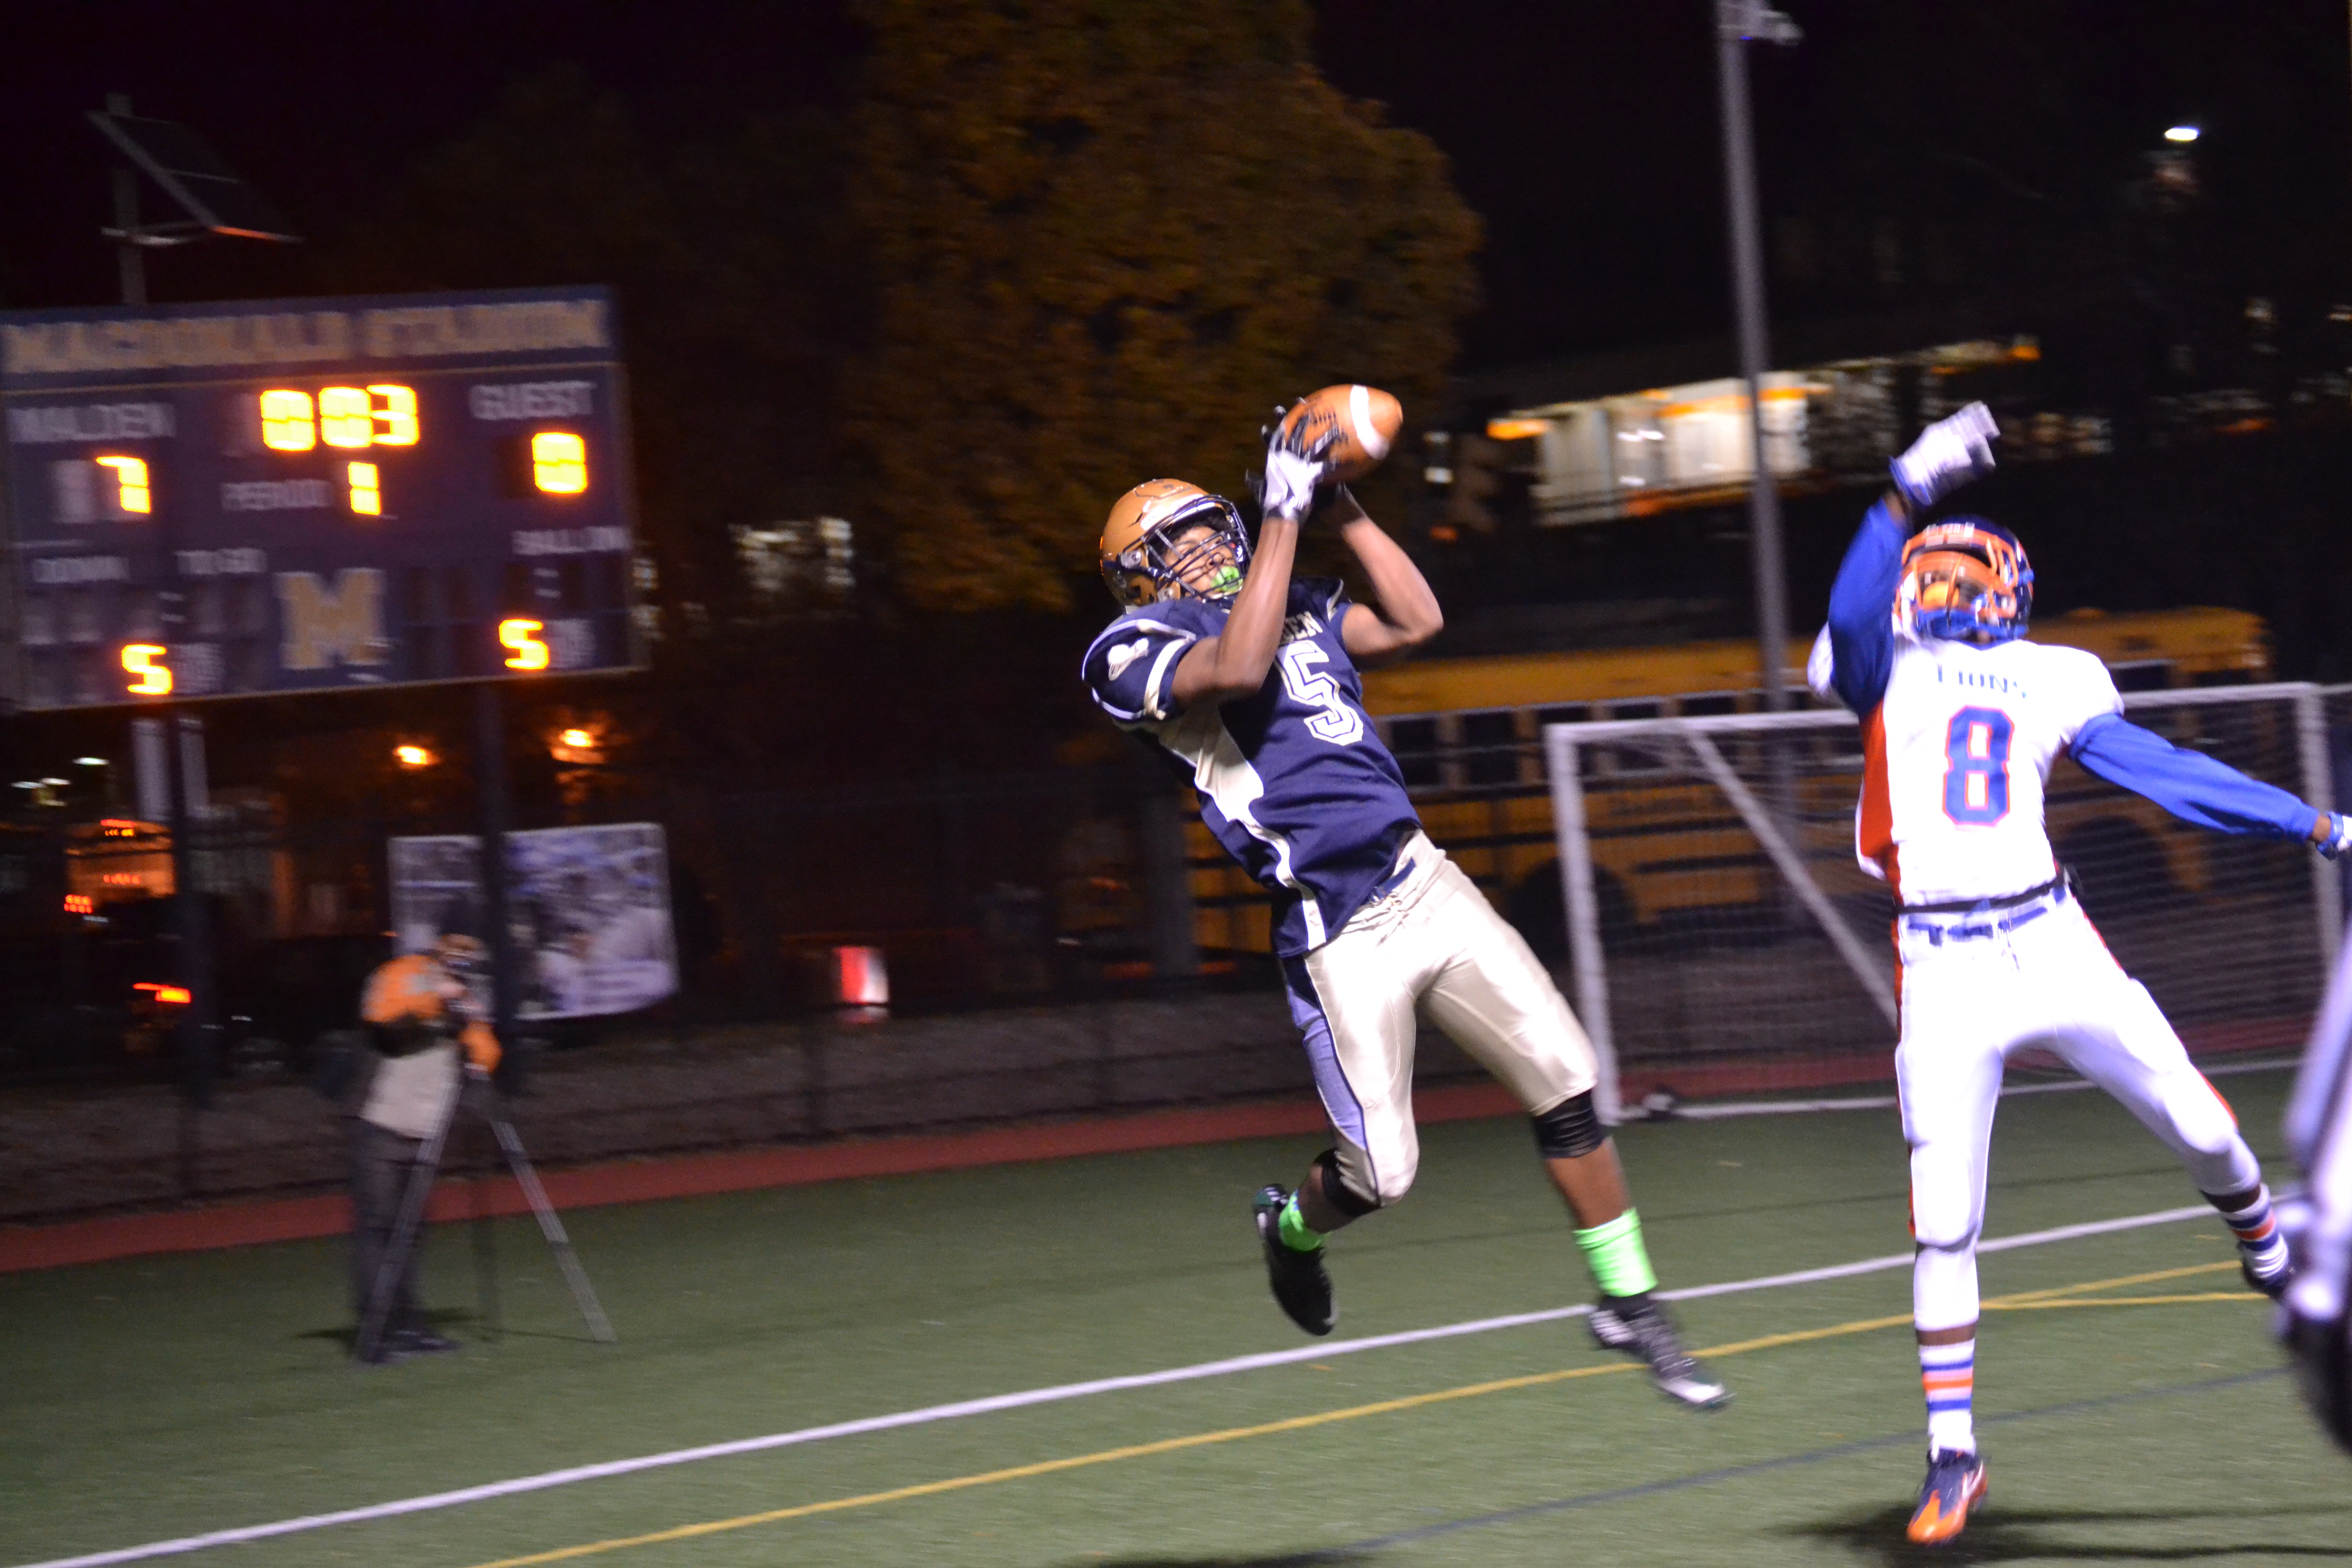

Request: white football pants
left=1897, top=893, right=2261, bottom=1332
left=1283, top=831, right=1598, bottom=1209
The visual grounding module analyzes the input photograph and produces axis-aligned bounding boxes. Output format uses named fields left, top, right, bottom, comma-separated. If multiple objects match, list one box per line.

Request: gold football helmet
left=1098, top=479, right=1250, bottom=607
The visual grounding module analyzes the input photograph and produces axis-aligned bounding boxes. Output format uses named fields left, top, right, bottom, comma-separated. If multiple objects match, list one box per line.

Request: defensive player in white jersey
left=1825, top=403, right=2352, bottom=1542
left=1082, top=420, right=1727, bottom=1407
left=2285, top=936, right=2352, bottom=1454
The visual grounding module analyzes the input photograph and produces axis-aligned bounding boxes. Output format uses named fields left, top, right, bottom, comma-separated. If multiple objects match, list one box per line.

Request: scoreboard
left=0, top=286, right=641, bottom=713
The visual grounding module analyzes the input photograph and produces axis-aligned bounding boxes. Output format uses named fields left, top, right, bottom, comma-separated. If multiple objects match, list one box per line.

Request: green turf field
left=5, top=1069, right=2346, bottom=1568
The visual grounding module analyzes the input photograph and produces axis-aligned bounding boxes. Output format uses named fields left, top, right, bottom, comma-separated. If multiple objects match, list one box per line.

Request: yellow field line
left=1988, top=1260, right=2237, bottom=1304
left=462, top=1260, right=2253, bottom=1568
left=462, top=1361, right=1651, bottom=1568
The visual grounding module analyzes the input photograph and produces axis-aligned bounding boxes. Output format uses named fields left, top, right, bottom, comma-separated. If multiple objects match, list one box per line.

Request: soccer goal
left=1541, top=683, right=2345, bottom=1120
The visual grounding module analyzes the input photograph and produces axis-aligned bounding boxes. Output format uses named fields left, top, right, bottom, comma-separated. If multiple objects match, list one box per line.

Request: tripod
left=354, top=1063, right=615, bottom=1363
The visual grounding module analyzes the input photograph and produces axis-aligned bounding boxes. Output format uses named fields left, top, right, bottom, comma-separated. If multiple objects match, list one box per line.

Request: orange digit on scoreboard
left=499, top=618, right=551, bottom=671
left=530, top=431, right=588, bottom=494
left=121, top=644, right=172, bottom=695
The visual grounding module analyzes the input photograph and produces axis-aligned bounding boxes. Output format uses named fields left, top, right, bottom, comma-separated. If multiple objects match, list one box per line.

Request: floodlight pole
left=1713, top=2, right=1801, bottom=709
left=92, top=91, right=299, bottom=301
left=107, top=94, right=146, bottom=306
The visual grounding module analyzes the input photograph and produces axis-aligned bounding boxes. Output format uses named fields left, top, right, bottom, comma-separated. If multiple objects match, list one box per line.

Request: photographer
left=349, top=933, right=501, bottom=1364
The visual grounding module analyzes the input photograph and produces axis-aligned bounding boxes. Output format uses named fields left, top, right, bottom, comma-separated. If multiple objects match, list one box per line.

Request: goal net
left=1540, top=682, right=2343, bottom=1118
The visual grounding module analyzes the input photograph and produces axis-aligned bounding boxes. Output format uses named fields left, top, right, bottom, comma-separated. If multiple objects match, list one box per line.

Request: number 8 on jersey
left=1943, top=706, right=2013, bottom=825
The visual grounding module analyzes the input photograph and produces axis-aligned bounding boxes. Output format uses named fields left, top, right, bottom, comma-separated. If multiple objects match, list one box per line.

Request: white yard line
left=14, top=1198, right=2236, bottom=1568
left=1671, top=1055, right=2298, bottom=1119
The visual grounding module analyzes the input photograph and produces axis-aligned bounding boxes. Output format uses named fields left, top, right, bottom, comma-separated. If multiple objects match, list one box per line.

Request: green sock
left=1574, top=1208, right=1659, bottom=1298
left=1277, top=1193, right=1325, bottom=1253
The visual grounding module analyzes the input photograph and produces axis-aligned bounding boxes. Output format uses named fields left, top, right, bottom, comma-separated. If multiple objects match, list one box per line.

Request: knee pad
left=1315, top=1148, right=1384, bottom=1217
left=1531, top=1090, right=1607, bottom=1160
left=2163, top=1072, right=2243, bottom=1158
left=1908, top=1186, right=1981, bottom=1255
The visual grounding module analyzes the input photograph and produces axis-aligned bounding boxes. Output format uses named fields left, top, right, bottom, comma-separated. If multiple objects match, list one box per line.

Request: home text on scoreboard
left=0, top=287, right=641, bottom=712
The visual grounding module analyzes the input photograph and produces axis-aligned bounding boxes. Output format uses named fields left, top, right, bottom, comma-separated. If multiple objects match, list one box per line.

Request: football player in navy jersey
left=1081, top=421, right=1727, bottom=1408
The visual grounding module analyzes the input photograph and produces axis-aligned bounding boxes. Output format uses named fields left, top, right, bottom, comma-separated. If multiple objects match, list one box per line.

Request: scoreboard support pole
left=166, top=710, right=217, bottom=1196
left=474, top=683, right=522, bottom=1090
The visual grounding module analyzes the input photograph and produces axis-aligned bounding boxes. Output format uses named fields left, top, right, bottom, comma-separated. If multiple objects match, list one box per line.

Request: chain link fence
left=1541, top=684, right=2343, bottom=1115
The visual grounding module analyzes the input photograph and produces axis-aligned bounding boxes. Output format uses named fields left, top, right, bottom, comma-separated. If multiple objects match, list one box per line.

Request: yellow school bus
left=1184, top=607, right=2274, bottom=954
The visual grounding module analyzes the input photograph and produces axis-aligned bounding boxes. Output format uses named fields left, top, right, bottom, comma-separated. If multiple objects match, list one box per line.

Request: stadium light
left=87, top=94, right=300, bottom=306
left=2165, top=125, right=2201, bottom=144
left=75, top=756, right=107, bottom=767
left=394, top=744, right=435, bottom=769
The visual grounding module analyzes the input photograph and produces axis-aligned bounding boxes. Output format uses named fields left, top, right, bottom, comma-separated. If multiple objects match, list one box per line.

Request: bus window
left=1599, top=700, right=1670, bottom=777
left=2111, top=662, right=2174, bottom=692
left=1388, top=717, right=1442, bottom=788
left=1463, top=710, right=1522, bottom=787
left=1533, top=707, right=1588, bottom=777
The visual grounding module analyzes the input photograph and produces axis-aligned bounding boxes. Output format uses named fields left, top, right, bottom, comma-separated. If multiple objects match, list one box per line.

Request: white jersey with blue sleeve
left=1081, top=578, right=1420, bottom=955
left=1826, top=497, right=2326, bottom=905
left=1859, top=635, right=2121, bottom=903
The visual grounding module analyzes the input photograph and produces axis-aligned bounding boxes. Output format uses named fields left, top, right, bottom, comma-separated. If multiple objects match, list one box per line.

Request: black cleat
left=1253, top=1186, right=1335, bottom=1336
left=1587, top=1297, right=1729, bottom=1409
left=2240, top=1243, right=2293, bottom=1302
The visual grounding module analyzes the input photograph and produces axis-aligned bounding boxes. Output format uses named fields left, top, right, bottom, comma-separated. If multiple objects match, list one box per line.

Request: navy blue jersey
left=1082, top=578, right=1419, bottom=954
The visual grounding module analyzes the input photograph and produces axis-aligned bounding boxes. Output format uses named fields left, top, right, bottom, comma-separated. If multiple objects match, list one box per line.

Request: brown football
left=1276, top=384, right=1403, bottom=482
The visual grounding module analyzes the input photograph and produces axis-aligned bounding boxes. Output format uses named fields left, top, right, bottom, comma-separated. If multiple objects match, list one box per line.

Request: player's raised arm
left=1823, top=494, right=1907, bottom=717
left=1327, top=488, right=1442, bottom=666
left=1168, top=425, right=1328, bottom=707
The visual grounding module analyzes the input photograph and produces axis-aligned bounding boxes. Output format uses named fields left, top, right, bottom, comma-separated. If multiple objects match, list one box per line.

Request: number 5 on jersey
left=1278, top=642, right=1364, bottom=745
left=1943, top=705, right=2013, bottom=824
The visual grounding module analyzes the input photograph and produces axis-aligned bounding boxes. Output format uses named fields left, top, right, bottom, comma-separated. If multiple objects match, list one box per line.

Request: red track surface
left=0, top=1015, right=2297, bottom=1276
left=0, top=1084, right=1513, bottom=1275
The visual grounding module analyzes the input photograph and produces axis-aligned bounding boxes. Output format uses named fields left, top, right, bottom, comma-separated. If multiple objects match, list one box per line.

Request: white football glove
left=1891, top=401, right=1999, bottom=507
left=2318, top=813, right=2352, bottom=860
left=1257, top=426, right=1332, bottom=524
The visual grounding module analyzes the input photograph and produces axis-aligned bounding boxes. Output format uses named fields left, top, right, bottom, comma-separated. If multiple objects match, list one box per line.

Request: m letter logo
left=277, top=569, right=390, bottom=670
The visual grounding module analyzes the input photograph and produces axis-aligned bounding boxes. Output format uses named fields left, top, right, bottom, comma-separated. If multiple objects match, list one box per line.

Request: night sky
left=9, top=3, right=2345, bottom=371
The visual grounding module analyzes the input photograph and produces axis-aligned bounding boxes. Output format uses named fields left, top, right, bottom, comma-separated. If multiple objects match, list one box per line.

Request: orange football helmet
left=1896, top=516, right=2033, bottom=643
left=1098, top=479, right=1250, bottom=607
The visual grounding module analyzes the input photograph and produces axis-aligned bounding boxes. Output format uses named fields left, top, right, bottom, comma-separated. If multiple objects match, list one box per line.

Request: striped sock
left=2208, top=1184, right=2288, bottom=1283
left=1920, top=1339, right=1975, bottom=1455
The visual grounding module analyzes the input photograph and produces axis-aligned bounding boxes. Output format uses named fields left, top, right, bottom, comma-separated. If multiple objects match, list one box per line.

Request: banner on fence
left=388, top=823, right=675, bottom=1019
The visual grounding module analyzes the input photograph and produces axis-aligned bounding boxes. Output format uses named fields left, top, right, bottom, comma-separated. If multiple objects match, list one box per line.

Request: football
left=1276, top=384, right=1403, bottom=482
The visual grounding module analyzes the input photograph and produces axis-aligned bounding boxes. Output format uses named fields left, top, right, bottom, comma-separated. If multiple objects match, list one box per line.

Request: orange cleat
left=1907, top=1448, right=1988, bottom=1545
